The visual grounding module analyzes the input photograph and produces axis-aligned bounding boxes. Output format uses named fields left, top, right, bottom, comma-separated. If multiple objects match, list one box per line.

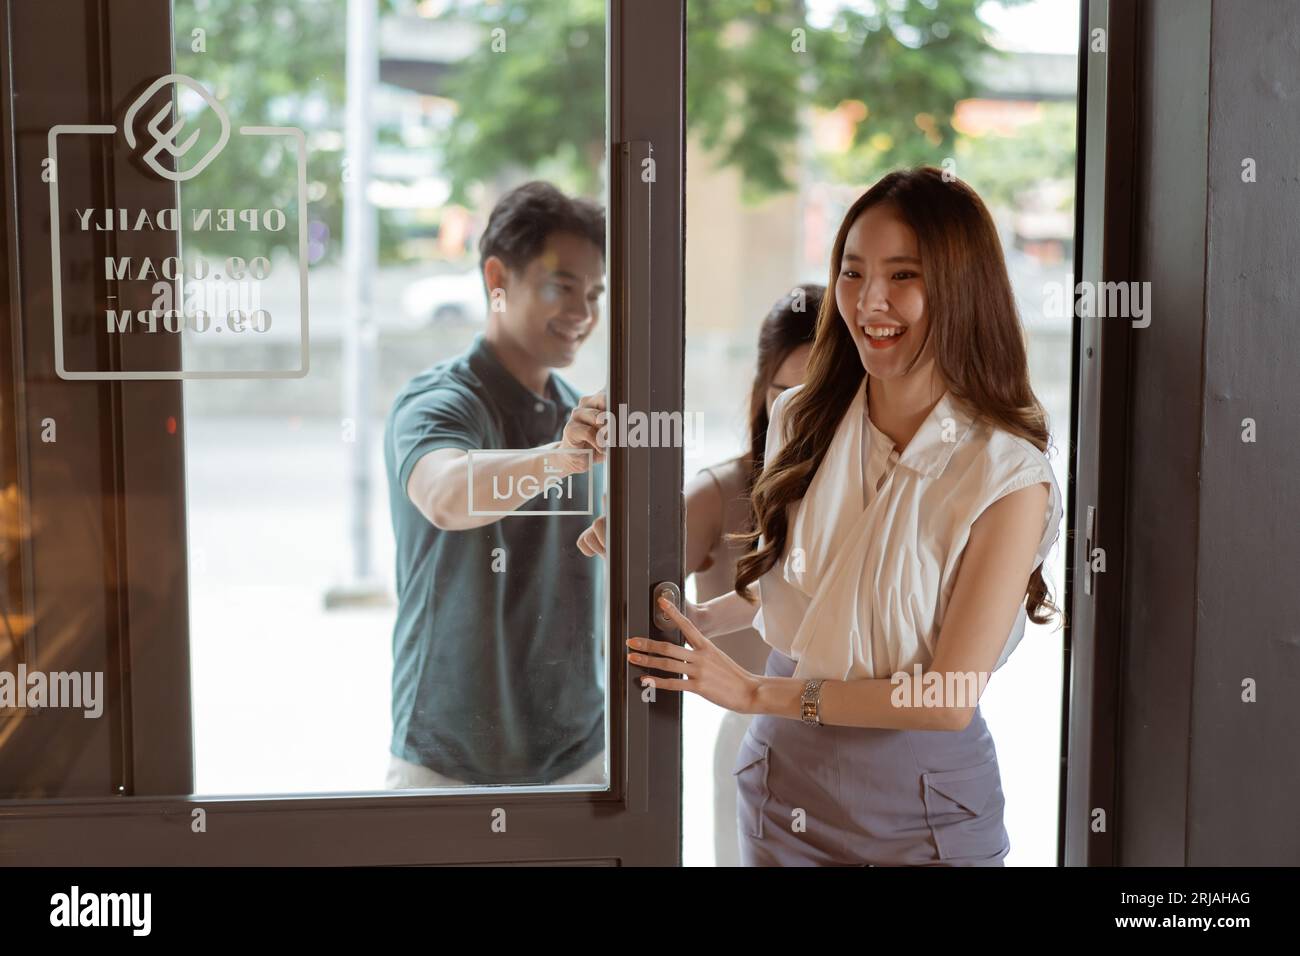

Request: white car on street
left=400, top=269, right=487, bottom=327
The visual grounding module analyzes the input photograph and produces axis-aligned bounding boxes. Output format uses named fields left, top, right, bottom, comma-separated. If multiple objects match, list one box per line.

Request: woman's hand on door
left=626, top=597, right=761, bottom=714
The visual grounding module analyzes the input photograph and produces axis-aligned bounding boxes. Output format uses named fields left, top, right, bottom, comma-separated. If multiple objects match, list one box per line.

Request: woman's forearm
left=690, top=578, right=977, bottom=732
left=750, top=673, right=969, bottom=731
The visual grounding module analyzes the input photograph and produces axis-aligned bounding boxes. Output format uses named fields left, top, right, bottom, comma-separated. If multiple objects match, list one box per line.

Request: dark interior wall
left=1120, top=0, right=1300, bottom=864
left=1118, top=0, right=1211, bottom=867
left=1191, top=0, right=1300, bottom=864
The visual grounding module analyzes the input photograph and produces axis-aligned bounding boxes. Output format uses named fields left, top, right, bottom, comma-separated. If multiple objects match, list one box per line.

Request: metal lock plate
left=652, top=581, right=681, bottom=630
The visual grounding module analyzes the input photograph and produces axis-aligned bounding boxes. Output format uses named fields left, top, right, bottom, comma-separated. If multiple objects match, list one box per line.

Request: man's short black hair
left=477, top=181, right=606, bottom=281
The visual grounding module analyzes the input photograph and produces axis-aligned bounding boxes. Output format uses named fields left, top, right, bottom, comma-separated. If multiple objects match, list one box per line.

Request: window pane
left=176, top=0, right=611, bottom=795
left=1, top=0, right=612, bottom=799
left=682, top=0, right=1079, bottom=866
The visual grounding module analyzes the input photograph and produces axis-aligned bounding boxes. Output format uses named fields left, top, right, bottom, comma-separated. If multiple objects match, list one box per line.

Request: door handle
left=652, top=581, right=681, bottom=631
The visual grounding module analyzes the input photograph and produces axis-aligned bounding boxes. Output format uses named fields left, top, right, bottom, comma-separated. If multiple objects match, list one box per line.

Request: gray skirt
left=734, top=649, right=1010, bottom=867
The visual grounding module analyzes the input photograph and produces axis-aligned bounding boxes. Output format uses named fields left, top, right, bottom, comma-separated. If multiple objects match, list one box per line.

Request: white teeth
left=864, top=326, right=904, bottom=339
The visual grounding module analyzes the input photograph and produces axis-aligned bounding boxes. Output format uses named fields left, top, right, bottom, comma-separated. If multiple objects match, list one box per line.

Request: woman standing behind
left=626, top=166, right=1064, bottom=866
left=685, top=286, right=819, bottom=867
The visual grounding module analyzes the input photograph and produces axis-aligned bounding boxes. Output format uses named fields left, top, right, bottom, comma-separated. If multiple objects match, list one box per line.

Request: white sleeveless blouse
left=752, top=379, right=1063, bottom=682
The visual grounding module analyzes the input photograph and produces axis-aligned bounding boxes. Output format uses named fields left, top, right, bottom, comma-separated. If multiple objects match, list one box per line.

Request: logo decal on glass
left=467, top=449, right=595, bottom=516
left=47, top=72, right=310, bottom=380
left=122, top=74, right=232, bottom=183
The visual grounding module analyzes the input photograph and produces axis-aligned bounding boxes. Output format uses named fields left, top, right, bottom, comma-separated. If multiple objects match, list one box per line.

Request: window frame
left=1058, top=0, right=1136, bottom=867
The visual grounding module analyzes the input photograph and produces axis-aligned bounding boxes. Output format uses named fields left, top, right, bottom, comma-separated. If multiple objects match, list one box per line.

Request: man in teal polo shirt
left=383, top=182, right=607, bottom=787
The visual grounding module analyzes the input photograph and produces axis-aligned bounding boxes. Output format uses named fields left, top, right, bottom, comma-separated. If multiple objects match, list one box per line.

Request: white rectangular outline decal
left=48, top=124, right=310, bottom=380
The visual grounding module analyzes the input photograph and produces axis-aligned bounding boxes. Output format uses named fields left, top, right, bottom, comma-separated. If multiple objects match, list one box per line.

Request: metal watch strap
left=800, top=678, right=825, bottom=726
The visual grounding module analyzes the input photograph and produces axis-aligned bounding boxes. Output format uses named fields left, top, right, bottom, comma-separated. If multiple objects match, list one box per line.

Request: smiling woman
left=634, top=166, right=1063, bottom=866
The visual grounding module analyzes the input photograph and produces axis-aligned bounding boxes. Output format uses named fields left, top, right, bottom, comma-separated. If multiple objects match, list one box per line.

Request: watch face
left=801, top=681, right=821, bottom=724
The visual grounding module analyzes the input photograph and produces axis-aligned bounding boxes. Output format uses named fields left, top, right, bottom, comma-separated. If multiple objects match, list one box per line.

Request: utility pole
left=326, top=0, right=388, bottom=609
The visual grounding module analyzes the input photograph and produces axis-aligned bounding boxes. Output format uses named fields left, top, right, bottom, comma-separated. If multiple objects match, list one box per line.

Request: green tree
left=440, top=0, right=1036, bottom=204
left=437, top=0, right=607, bottom=205
left=171, top=0, right=406, bottom=263
left=173, top=0, right=346, bottom=261
left=169, top=0, right=1050, bottom=262
left=952, top=100, right=1077, bottom=212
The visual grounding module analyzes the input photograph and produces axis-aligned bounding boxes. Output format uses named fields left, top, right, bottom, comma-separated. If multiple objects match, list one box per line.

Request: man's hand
left=577, top=494, right=608, bottom=558
left=554, top=391, right=607, bottom=476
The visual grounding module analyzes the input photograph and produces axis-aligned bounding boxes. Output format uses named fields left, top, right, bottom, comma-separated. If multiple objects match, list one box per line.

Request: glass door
left=0, top=0, right=685, bottom=865
left=679, top=0, right=1082, bottom=866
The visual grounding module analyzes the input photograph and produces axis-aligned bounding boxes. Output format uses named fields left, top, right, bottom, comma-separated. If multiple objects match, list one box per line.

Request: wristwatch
left=800, top=679, right=825, bottom=726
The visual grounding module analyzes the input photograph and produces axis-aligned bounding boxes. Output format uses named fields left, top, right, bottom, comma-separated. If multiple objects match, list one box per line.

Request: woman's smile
left=861, top=322, right=908, bottom=349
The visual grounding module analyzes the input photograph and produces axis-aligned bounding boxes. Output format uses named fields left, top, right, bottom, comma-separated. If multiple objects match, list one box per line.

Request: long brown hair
left=742, top=284, right=822, bottom=503
left=733, top=166, right=1058, bottom=625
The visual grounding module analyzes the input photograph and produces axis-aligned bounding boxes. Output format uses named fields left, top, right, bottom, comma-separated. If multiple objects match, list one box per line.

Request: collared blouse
left=752, top=378, right=1064, bottom=682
